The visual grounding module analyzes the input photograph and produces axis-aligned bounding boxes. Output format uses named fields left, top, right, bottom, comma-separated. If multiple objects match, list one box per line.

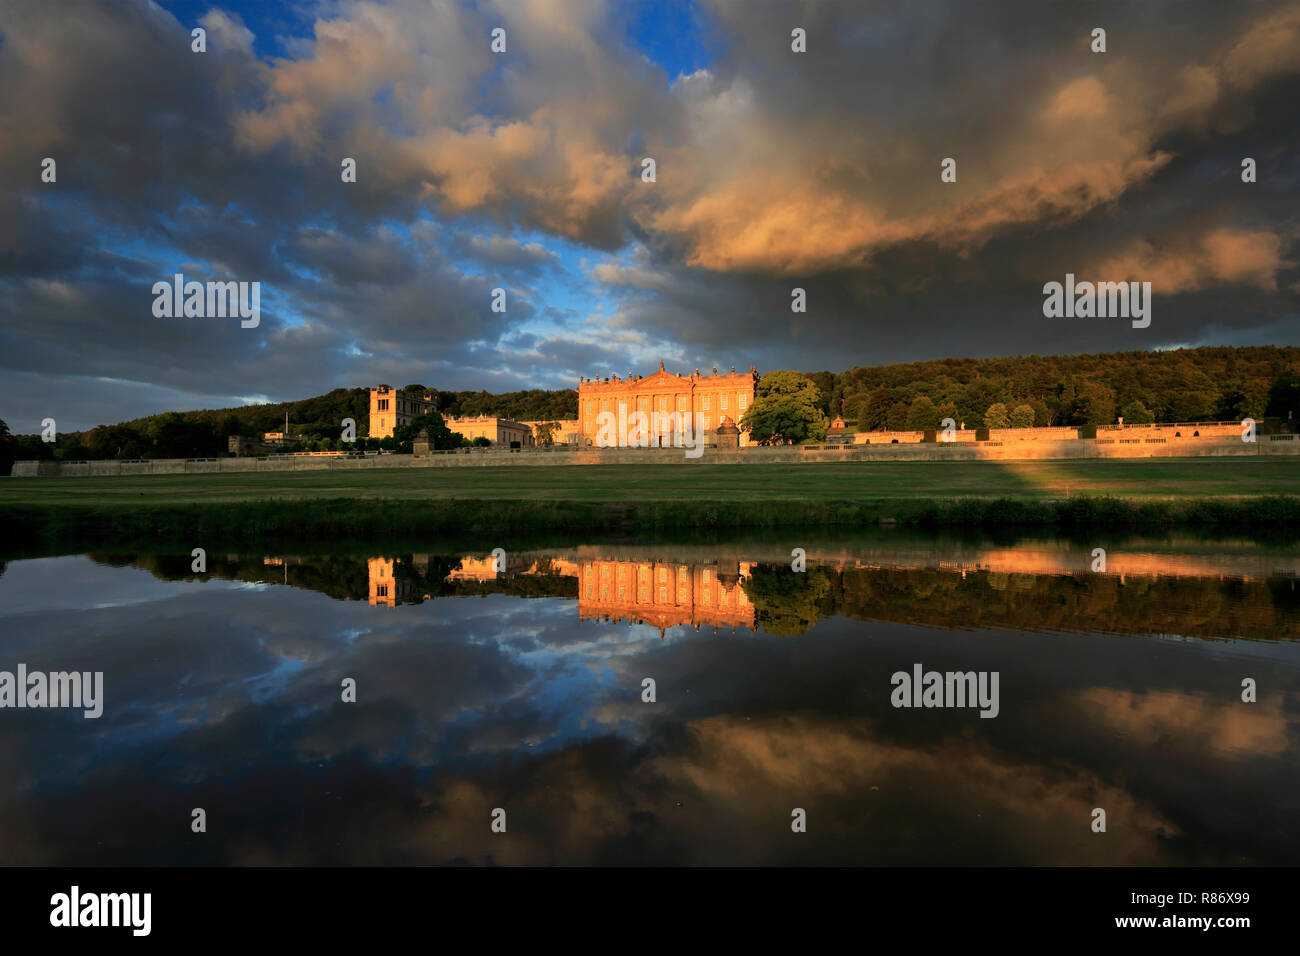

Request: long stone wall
left=10, top=433, right=1300, bottom=477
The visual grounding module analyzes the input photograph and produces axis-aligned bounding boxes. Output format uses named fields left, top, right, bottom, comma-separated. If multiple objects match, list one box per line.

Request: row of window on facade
left=585, top=393, right=747, bottom=415
left=374, top=397, right=429, bottom=414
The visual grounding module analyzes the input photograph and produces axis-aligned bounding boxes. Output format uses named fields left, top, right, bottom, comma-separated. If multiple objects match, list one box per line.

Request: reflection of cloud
left=1069, top=688, right=1291, bottom=758
left=638, top=715, right=1179, bottom=864
left=3, top=553, right=1298, bottom=864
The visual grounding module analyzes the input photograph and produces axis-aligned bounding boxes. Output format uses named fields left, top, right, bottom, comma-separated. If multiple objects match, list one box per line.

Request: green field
left=2, top=457, right=1296, bottom=507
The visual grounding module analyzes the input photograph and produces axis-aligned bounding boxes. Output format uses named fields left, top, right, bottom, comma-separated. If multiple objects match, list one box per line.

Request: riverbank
left=4, top=459, right=1297, bottom=550
left=3, top=494, right=1298, bottom=553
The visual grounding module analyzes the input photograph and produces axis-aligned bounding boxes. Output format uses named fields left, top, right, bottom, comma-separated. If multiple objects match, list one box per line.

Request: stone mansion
left=578, top=362, right=758, bottom=447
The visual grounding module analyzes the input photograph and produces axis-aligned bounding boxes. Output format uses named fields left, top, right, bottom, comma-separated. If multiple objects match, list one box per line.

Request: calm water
left=1, top=534, right=1298, bottom=865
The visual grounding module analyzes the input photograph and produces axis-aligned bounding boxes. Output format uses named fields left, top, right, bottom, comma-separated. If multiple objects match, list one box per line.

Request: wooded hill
left=812, top=346, right=1300, bottom=429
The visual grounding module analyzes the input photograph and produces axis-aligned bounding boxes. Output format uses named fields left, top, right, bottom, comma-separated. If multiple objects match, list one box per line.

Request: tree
left=534, top=421, right=559, bottom=446
left=739, top=370, right=830, bottom=444
left=905, top=396, right=939, bottom=431
left=1265, top=373, right=1300, bottom=424
left=1119, top=399, right=1155, bottom=424
left=1009, top=404, right=1035, bottom=428
left=936, top=401, right=959, bottom=428
left=86, top=424, right=148, bottom=459
left=150, top=413, right=222, bottom=458
left=1075, top=381, right=1117, bottom=425
left=0, top=419, right=14, bottom=476
left=805, top=371, right=835, bottom=416
left=886, top=402, right=909, bottom=430
left=741, top=565, right=834, bottom=637
left=472, top=436, right=492, bottom=447
left=394, top=411, right=457, bottom=451
left=855, top=386, right=892, bottom=431
left=985, top=403, right=1010, bottom=429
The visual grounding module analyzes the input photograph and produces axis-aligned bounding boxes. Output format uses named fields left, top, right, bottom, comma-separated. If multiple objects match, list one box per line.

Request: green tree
left=1265, top=373, right=1300, bottom=424
left=985, top=403, right=1010, bottom=429
left=1119, top=399, right=1155, bottom=424
left=855, top=386, right=892, bottom=431
left=936, top=401, right=959, bottom=429
left=905, top=396, right=939, bottom=431
left=1009, top=404, right=1035, bottom=428
left=394, top=411, right=458, bottom=451
left=741, top=565, right=834, bottom=637
left=739, top=370, right=830, bottom=444
left=86, top=424, right=148, bottom=459
left=805, top=371, right=836, bottom=416
left=1075, top=381, right=1117, bottom=425
left=886, top=402, right=909, bottom=430
left=150, top=413, right=222, bottom=458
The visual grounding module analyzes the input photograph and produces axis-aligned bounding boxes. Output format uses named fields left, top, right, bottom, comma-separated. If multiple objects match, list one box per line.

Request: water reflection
left=0, top=533, right=1296, bottom=865
left=98, top=537, right=1300, bottom=641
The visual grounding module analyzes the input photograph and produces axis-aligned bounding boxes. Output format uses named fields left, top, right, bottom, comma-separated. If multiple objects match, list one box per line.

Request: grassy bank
left=4, top=457, right=1299, bottom=504
left=3, top=494, right=1299, bottom=553
left=3, top=458, right=1297, bottom=550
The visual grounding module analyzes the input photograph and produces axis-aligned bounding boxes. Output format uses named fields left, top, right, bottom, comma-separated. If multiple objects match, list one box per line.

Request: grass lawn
left=2, top=457, right=1295, bottom=507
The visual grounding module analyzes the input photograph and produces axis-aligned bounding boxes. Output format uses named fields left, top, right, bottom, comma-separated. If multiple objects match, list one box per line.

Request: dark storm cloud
left=1, top=0, right=1298, bottom=428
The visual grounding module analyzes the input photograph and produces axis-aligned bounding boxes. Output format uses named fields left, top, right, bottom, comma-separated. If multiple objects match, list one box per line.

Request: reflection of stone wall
left=578, top=558, right=754, bottom=633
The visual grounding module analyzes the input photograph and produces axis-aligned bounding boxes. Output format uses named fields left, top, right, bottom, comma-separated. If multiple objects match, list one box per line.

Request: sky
left=1, top=0, right=1298, bottom=431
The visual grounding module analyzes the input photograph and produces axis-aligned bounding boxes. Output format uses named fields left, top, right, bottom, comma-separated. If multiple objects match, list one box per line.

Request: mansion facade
left=578, top=362, right=759, bottom=447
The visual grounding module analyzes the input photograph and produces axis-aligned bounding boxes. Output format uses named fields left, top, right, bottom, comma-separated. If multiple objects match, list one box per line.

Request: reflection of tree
left=741, top=564, right=836, bottom=637
left=92, top=553, right=378, bottom=601
left=832, top=567, right=1300, bottom=641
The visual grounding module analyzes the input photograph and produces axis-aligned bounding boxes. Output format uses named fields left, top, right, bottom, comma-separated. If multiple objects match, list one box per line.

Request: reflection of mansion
left=446, top=553, right=578, bottom=581
left=367, top=556, right=434, bottom=606
left=578, top=362, right=759, bottom=447
left=365, top=553, right=755, bottom=632
left=578, top=558, right=754, bottom=634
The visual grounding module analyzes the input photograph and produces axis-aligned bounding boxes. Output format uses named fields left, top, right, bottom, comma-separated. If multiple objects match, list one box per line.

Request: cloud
left=1, top=0, right=1299, bottom=428
left=1092, top=227, right=1288, bottom=293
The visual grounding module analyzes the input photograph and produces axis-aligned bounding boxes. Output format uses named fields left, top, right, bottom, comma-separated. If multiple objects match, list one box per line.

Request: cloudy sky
left=1, top=0, right=1298, bottom=431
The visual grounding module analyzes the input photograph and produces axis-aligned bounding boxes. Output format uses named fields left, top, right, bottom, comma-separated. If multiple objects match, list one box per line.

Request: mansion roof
left=579, top=361, right=758, bottom=393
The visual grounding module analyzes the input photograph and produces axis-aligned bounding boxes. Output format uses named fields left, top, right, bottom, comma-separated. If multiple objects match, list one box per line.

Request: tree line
left=807, top=346, right=1300, bottom=431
